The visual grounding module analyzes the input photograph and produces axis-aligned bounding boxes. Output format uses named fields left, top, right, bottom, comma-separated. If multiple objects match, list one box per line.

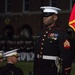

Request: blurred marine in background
left=0, top=51, right=3, bottom=63
left=0, top=49, right=24, bottom=75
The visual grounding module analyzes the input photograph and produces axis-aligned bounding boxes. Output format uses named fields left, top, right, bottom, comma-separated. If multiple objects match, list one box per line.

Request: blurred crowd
left=0, top=24, right=35, bottom=62
left=0, top=35, right=35, bottom=61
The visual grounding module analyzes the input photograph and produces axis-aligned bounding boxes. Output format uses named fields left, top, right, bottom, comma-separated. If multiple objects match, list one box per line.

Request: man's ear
left=54, top=15, right=58, bottom=21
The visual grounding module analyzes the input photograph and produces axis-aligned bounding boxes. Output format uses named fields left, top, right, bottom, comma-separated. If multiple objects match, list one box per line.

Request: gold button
left=50, top=41, right=52, bottom=43
left=41, top=47, right=43, bottom=49
left=39, top=55, right=42, bottom=58
left=46, top=31, right=48, bottom=33
left=42, top=39, right=44, bottom=41
left=44, top=35, right=46, bottom=37
left=41, top=43, right=44, bottom=45
left=40, top=52, right=42, bottom=54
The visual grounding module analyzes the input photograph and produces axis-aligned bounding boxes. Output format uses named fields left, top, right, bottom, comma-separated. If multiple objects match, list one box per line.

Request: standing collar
left=46, top=24, right=57, bottom=29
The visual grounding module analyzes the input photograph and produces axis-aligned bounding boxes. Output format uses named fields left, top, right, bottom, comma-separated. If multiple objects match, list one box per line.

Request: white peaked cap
left=3, top=49, right=18, bottom=57
left=0, top=51, right=3, bottom=58
left=40, top=6, right=61, bottom=14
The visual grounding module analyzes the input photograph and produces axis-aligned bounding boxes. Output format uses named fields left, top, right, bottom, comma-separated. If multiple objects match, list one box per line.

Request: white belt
left=37, top=55, right=59, bottom=60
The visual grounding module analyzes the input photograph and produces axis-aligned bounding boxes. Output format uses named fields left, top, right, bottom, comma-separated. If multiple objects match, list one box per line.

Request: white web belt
left=37, top=54, right=59, bottom=60
left=37, top=55, right=60, bottom=72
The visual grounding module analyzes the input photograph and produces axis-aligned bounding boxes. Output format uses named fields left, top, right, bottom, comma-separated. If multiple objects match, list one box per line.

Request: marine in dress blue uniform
left=0, top=51, right=3, bottom=63
left=0, top=49, right=24, bottom=75
left=33, top=6, right=72, bottom=75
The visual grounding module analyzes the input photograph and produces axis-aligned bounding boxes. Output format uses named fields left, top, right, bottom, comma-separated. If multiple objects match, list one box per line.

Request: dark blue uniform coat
left=0, top=63, right=24, bottom=75
left=33, top=25, right=72, bottom=75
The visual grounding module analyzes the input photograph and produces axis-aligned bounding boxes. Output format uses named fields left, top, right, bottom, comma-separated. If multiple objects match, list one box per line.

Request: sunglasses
left=43, top=13, right=55, bottom=17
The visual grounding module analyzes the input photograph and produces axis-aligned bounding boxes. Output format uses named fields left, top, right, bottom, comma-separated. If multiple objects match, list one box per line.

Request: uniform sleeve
left=58, top=30, right=72, bottom=75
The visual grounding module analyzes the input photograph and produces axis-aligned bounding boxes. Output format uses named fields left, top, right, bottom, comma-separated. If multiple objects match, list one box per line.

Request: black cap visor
left=43, top=13, right=55, bottom=17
